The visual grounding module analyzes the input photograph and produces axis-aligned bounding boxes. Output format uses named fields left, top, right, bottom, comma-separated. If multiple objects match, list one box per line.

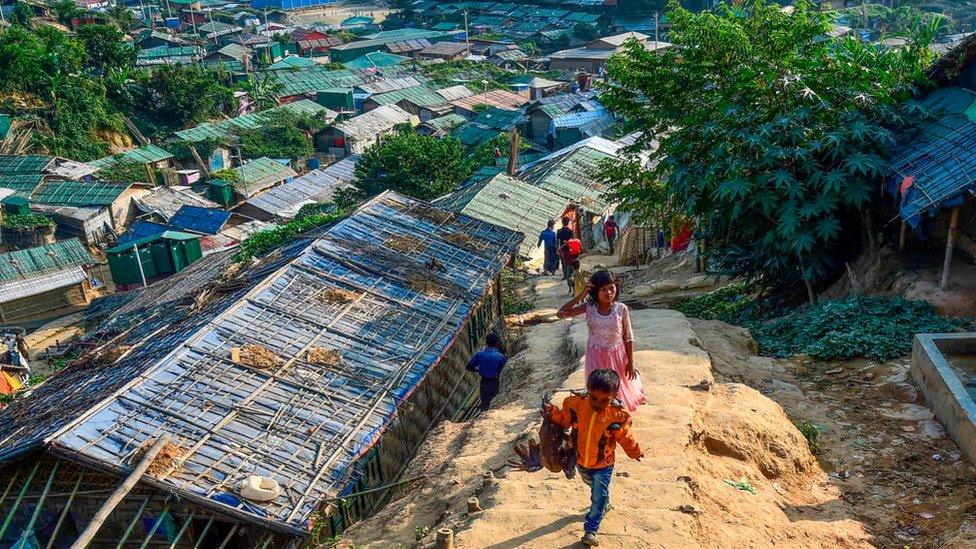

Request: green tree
left=51, top=0, right=85, bottom=25
left=11, top=1, right=33, bottom=27
left=601, top=0, right=932, bottom=298
left=353, top=130, right=473, bottom=200
left=77, top=24, right=134, bottom=75
left=127, top=65, right=236, bottom=131
left=573, top=23, right=598, bottom=41
left=234, top=110, right=325, bottom=159
left=105, top=5, right=137, bottom=32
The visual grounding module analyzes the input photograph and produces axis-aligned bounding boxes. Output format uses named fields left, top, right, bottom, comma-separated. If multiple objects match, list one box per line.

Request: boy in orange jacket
left=545, top=369, right=643, bottom=546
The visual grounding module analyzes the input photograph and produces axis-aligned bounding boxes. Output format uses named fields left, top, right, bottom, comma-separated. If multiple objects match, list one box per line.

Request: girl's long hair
left=587, top=269, right=620, bottom=303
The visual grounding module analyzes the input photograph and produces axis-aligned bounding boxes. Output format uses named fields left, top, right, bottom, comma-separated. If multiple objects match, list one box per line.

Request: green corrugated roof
left=0, top=155, right=53, bottom=174
left=341, top=15, right=374, bottom=27
left=232, top=157, right=297, bottom=196
left=267, top=56, right=317, bottom=70
left=452, top=122, right=501, bottom=148
left=0, top=238, right=92, bottom=282
left=367, top=85, right=445, bottom=108
left=521, top=145, right=614, bottom=209
left=424, top=113, right=466, bottom=131
left=0, top=173, right=45, bottom=199
left=363, top=28, right=437, bottom=40
left=137, top=45, right=199, bottom=60
left=342, top=51, right=410, bottom=70
left=471, top=107, right=522, bottom=130
left=89, top=144, right=174, bottom=169
left=173, top=100, right=331, bottom=142
left=435, top=173, right=565, bottom=258
left=31, top=180, right=130, bottom=207
left=265, top=66, right=370, bottom=98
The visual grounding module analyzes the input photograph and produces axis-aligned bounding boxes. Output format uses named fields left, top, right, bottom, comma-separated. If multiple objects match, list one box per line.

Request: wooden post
left=899, top=220, right=907, bottom=252
left=507, top=127, right=520, bottom=176
left=70, top=434, right=171, bottom=549
left=940, top=207, right=960, bottom=290
left=435, top=528, right=454, bottom=549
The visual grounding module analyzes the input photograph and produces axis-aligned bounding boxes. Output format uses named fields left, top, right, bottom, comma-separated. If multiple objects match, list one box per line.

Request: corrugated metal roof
left=451, top=88, right=529, bottom=112
left=88, top=144, right=174, bottom=169
left=168, top=205, right=233, bottom=235
left=234, top=157, right=298, bottom=198
left=245, top=156, right=359, bottom=219
left=385, top=38, right=431, bottom=54
left=0, top=173, right=45, bottom=199
left=470, top=107, right=523, bottom=130
left=173, top=100, right=333, bottom=142
left=0, top=238, right=92, bottom=283
left=419, top=41, right=468, bottom=56
left=434, top=173, right=565, bottom=258
left=342, top=51, right=411, bottom=70
left=0, top=266, right=87, bottom=303
left=518, top=137, right=622, bottom=211
left=31, top=180, right=130, bottom=207
left=0, top=155, right=53, bottom=174
left=334, top=104, right=413, bottom=140
left=106, top=230, right=200, bottom=253
left=25, top=191, right=521, bottom=534
left=423, top=113, right=466, bottom=131
left=452, top=122, right=501, bottom=148
left=267, top=56, right=317, bottom=70
left=367, top=85, right=446, bottom=108
left=435, top=85, right=474, bottom=101
left=265, top=66, right=370, bottom=97
left=357, top=76, right=422, bottom=95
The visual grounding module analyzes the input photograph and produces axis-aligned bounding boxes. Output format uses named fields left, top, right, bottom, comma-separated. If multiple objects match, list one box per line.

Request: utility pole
left=654, top=12, right=659, bottom=49
left=463, top=10, right=470, bottom=55
left=207, top=8, right=217, bottom=46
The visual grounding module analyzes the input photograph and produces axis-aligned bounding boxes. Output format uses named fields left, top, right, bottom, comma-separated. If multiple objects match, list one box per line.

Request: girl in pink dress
left=557, top=269, right=646, bottom=411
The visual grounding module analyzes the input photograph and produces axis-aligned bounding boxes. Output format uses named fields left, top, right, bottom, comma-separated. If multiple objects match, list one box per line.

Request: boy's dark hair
left=587, top=368, right=621, bottom=393
left=561, top=216, right=570, bottom=226
left=571, top=259, right=581, bottom=269
left=486, top=332, right=502, bottom=350
left=547, top=219, right=555, bottom=228
left=587, top=269, right=619, bottom=303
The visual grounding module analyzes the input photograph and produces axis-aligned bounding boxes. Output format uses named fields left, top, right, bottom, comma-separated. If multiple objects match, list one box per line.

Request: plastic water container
left=239, top=475, right=282, bottom=502
left=307, top=157, right=320, bottom=170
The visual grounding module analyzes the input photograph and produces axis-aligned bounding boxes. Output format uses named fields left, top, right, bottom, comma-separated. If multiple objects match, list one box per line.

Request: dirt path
left=339, top=265, right=873, bottom=548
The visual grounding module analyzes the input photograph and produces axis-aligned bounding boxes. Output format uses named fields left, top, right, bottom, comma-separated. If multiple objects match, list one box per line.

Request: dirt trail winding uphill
left=339, top=275, right=873, bottom=548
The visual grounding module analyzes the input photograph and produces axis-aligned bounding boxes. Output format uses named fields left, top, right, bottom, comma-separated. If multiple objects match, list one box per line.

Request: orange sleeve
left=614, top=416, right=642, bottom=459
left=549, top=396, right=574, bottom=429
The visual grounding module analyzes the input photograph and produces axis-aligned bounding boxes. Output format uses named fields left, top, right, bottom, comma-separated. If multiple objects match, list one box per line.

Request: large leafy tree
left=127, top=65, right=236, bottom=131
left=352, top=130, right=473, bottom=200
left=602, top=0, right=932, bottom=298
left=77, top=24, right=135, bottom=75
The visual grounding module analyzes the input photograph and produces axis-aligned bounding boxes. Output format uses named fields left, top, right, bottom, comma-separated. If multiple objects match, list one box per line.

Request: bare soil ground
left=693, top=319, right=976, bottom=548
left=287, top=2, right=392, bottom=25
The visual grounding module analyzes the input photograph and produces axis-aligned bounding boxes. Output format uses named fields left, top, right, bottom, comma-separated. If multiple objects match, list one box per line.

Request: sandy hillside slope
left=338, top=276, right=873, bottom=548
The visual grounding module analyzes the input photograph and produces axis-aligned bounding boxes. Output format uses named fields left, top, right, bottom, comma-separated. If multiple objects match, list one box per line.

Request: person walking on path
left=538, top=220, right=559, bottom=275
left=466, top=332, right=507, bottom=412
left=556, top=270, right=645, bottom=411
left=544, top=369, right=643, bottom=546
left=556, top=217, right=575, bottom=279
left=603, top=215, right=619, bottom=256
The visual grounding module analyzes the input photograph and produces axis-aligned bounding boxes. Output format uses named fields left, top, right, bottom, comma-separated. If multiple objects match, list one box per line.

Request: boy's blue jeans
left=578, top=465, right=613, bottom=533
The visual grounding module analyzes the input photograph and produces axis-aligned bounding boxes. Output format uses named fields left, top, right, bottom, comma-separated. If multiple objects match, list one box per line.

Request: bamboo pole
left=16, top=461, right=58, bottom=549
left=71, top=434, right=171, bottom=549
left=899, top=220, right=907, bottom=252
left=940, top=207, right=960, bottom=289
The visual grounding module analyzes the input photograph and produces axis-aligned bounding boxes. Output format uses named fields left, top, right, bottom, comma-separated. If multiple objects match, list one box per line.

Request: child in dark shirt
left=466, top=332, right=507, bottom=412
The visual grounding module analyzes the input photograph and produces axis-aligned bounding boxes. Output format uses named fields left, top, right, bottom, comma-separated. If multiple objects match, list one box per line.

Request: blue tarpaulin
left=168, top=205, right=233, bottom=235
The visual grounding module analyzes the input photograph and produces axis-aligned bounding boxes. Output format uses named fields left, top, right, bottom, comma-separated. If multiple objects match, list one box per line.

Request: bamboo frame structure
left=0, top=192, right=522, bottom=545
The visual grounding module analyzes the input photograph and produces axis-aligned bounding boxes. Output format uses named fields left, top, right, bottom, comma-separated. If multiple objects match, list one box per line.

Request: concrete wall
left=911, top=333, right=976, bottom=466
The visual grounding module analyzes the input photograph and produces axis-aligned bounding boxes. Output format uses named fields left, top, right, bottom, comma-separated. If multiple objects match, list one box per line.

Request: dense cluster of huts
left=2, top=0, right=975, bottom=545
